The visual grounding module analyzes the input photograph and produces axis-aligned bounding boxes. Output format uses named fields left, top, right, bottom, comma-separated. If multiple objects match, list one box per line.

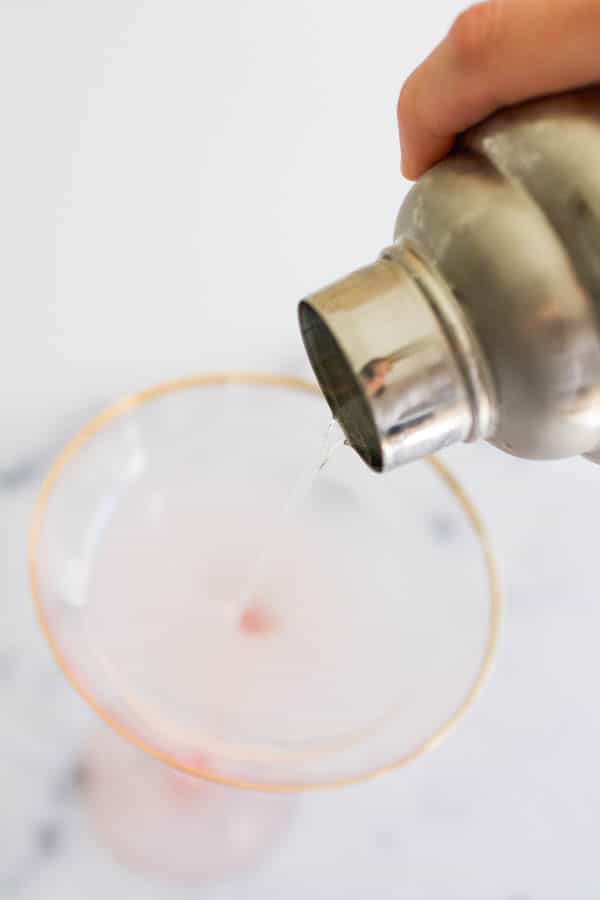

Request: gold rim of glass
left=28, top=372, right=502, bottom=793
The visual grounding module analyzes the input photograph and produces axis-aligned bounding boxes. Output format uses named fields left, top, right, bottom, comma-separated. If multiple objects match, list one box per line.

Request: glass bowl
left=29, top=373, right=500, bottom=791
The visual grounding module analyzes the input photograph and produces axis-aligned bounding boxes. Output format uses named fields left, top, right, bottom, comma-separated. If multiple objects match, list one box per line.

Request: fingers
left=397, top=0, right=600, bottom=179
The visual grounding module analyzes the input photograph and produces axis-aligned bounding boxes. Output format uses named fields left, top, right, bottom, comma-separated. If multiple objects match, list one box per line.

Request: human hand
left=397, top=0, right=600, bottom=180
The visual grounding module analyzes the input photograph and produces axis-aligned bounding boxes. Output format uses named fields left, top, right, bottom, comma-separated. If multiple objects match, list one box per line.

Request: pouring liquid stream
left=237, top=419, right=346, bottom=635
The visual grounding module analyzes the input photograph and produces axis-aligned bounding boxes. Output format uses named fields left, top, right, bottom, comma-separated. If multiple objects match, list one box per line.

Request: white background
left=2, top=1, right=600, bottom=898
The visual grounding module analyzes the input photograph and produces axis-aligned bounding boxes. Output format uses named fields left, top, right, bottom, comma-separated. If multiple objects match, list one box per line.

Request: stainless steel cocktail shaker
left=299, top=87, right=600, bottom=472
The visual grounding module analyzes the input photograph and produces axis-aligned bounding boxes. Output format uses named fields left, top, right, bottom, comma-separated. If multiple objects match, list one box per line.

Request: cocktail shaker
left=299, top=87, right=600, bottom=472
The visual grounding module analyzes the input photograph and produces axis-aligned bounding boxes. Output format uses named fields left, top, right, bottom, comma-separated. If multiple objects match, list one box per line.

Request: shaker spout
left=299, top=247, right=493, bottom=471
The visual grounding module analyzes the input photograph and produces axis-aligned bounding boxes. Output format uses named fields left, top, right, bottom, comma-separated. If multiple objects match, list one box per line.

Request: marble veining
left=3, top=0, right=600, bottom=894
left=3, top=395, right=600, bottom=899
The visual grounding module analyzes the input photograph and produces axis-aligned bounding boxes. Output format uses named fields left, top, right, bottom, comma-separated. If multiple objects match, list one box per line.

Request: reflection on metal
left=300, top=87, right=600, bottom=472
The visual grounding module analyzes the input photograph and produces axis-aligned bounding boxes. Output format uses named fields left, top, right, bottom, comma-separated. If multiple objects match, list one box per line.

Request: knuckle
left=397, top=76, right=414, bottom=125
left=449, top=1, right=503, bottom=68
left=397, top=72, right=426, bottom=136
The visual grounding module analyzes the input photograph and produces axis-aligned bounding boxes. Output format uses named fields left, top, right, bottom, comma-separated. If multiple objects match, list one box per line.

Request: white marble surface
left=3, top=1, right=600, bottom=897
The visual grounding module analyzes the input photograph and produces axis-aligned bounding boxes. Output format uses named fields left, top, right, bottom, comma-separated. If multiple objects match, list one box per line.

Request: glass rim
left=28, top=371, right=502, bottom=793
